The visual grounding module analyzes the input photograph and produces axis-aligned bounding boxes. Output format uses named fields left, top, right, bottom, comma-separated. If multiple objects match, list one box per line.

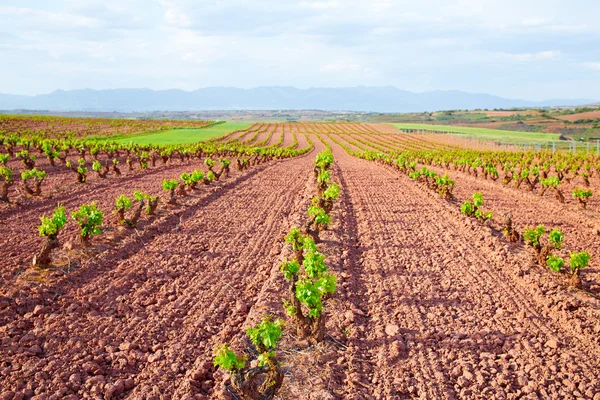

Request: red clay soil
left=320, top=136, right=600, bottom=399
left=556, top=111, right=600, bottom=122
left=424, top=162, right=600, bottom=294
left=0, top=155, right=241, bottom=284
left=0, top=150, right=322, bottom=399
left=280, top=123, right=296, bottom=148
left=3, top=132, right=600, bottom=399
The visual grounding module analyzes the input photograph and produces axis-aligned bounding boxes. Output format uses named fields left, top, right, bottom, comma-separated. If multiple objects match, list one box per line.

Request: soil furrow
left=328, top=138, right=600, bottom=399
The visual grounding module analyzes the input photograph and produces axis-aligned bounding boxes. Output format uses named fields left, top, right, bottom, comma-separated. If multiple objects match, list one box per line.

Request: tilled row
left=326, top=134, right=600, bottom=399
left=0, top=153, right=315, bottom=399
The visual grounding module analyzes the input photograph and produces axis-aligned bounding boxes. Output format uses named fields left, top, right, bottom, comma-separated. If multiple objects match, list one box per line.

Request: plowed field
left=2, top=122, right=600, bottom=400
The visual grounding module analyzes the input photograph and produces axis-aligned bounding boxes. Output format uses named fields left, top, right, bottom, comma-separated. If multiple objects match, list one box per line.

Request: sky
left=0, top=0, right=599, bottom=100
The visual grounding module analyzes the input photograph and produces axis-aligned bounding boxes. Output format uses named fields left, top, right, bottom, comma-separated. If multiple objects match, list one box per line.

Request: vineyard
left=2, top=116, right=600, bottom=399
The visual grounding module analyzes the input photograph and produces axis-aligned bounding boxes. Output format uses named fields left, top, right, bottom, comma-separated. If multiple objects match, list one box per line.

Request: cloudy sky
left=1, top=0, right=599, bottom=100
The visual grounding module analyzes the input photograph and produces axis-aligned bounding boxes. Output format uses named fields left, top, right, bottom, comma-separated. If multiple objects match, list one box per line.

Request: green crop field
left=390, top=123, right=562, bottom=144
left=108, top=121, right=252, bottom=145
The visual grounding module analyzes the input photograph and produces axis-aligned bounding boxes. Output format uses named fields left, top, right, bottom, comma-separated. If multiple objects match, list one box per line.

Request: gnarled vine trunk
left=33, top=235, right=59, bottom=268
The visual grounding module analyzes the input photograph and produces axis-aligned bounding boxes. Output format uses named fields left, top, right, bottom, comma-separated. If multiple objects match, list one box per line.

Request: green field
left=390, top=123, right=562, bottom=144
left=108, top=121, right=252, bottom=145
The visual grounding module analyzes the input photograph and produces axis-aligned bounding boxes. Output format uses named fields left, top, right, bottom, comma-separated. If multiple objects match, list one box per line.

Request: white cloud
left=164, top=8, right=192, bottom=27
left=299, top=1, right=339, bottom=10
left=497, top=50, right=560, bottom=62
left=0, top=0, right=598, bottom=99
left=321, top=63, right=363, bottom=72
left=583, top=62, right=600, bottom=70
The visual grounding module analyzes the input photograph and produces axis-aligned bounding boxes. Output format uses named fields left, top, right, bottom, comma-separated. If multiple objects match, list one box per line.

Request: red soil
left=2, top=126, right=600, bottom=399
left=556, top=111, right=600, bottom=122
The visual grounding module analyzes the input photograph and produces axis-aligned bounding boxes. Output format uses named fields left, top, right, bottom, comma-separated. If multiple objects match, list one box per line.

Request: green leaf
left=213, top=344, right=245, bottom=371
left=472, top=192, right=484, bottom=208
left=523, top=225, right=545, bottom=248
left=115, top=195, right=132, bottom=211
left=280, top=260, right=300, bottom=280
left=546, top=255, right=565, bottom=272
left=569, top=251, right=591, bottom=272
left=71, top=202, right=104, bottom=239
left=548, top=228, right=564, bottom=249
left=246, top=317, right=283, bottom=351
left=257, top=351, right=276, bottom=367
left=38, top=205, right=67, bottom=237
left=162, top=179, right=178, bottom=191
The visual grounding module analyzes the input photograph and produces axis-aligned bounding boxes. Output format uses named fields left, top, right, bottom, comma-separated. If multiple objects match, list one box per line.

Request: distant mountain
left=0, top=87, right=593, bottom=113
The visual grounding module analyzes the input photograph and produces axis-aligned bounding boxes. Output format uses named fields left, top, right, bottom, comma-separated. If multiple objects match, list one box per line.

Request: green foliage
left=281, top=260, right=300, bottom=280
left=472, top=192, right=484, bottom=208
left=474, top=209, right=493, bottom=220
left=257, top=351, right=276, bottom=367
left=569, top=251, right=591, bottom=273
left=181, top=169, right=205, bottom=186
left=546, top=255, right=565, bottom=272
left=180, top=172, right=192, bottom=185
left=204, top=158, right=216, bottom=168
left=162, top=179, right=178, bottom=191
left=21, top=168, right=47, bottom=181
left=296, top=273, right=337, bottom=318
left=523, top=225, right=546, bottom=248
left=213, top=344, right=246, bottom=371
left=246, top=317, right=283, bottom=351
left=408, top=171, right=421, bottom=180
left=541, top=176, right=560, bottom=188
left=485, top=165, right=499, bottom=179
left=92, top=160, right=102, bottom=172
left=573, top=187, right=592, bottom=200
left=191, top=169, right=204, bottom=182
left=133, top=190, right=144, bottom=201
left=133, top=191, right=159, bottom=214
left=0, top=154, right=9, bottom=165
left=302, top=244, right=327, bottom=279
left=460, top=193, right=492, bottom=220
left=0, top=166, right=13, bottom=183
left=317, top=170, right=330, bottom=186
left=115, top=194, right=132, bottom=211
left=282, top=299, right=296, bottom=316
left=285, top=227, right=304, bottom=251
left=295, top=279, right=324, bottom=318
left=77, top=158, right=87, bottom=171
left=461, top=200, right=474, bottom=216
left=548, top=228, right=564, bottom=249
left=38, top=205, right=67, bottom=237
left=71, top=202, right=104, bottom=240
left=314, top=150, right=334, bottom=170
left=436, top=174, right=455, bottom=194
left=206, top=170, right=215, bottom=181
left=323, top=183, right=340, bottom=201
left=308, top=205, right=331, bottom=228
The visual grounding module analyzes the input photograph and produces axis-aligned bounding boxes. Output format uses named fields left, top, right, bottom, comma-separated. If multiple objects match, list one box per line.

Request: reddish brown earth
left=3, top=129, right=600, bottom=399
left=556, top=111, right=600, bottom=122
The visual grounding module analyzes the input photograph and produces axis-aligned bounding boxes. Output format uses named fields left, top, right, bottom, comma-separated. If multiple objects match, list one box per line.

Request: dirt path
left=324, top=136, right=600, bottom=399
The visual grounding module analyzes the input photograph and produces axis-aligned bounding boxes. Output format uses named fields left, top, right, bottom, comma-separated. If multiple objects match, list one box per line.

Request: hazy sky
left=1, top=0, right=599, bottom=100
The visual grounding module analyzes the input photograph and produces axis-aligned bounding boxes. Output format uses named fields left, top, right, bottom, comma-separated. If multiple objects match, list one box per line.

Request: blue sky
left=1, top=0, right=599, bottom=100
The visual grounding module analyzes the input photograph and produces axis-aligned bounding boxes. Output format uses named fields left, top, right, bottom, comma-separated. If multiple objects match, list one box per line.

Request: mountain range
left=0, top=87, right=593, bottom=113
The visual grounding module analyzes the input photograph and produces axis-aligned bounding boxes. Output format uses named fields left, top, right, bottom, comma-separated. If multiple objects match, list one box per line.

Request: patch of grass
left=104, top=122, right=252, bottom=145
left=391, top=123, right=562, bottom=144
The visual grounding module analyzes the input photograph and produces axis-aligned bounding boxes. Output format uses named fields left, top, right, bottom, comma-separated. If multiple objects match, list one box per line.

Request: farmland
left=391, top=123, right=561, bottom=143
left=2, top=116, right=600, bottom=399
left=108, top=122, right=253, bottom=145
